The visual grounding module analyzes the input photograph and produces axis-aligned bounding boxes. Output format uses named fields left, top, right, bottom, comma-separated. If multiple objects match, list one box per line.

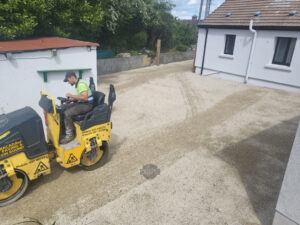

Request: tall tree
left=0, top=0, right=197, bottom=52
left=0, top=0, right=44, bottom=40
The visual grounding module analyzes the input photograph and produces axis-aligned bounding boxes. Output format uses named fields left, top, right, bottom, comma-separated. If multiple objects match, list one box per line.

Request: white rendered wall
left=195, top=28, right=300, bottom=91
left=250, top=30, right=300, bottom=87
left=0, top=46, right=97, bottom=119
left=195, top=28, right=253, bottom=75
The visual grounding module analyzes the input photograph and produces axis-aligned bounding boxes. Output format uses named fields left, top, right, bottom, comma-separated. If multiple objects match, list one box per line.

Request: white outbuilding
left=0, top=37, right=99, bottom=116
left=195, top=0, right=300, bottom=92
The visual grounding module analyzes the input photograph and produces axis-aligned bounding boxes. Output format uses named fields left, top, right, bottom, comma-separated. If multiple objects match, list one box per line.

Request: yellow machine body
left=0, top=88, right=115, bottom=206
left=0, top=92, right=111, bottom=178
left=46, top=110, right=111, bottom=168
left=0, top=153, right=51, bottom=181
left=42, top=91, right=112, bottom=168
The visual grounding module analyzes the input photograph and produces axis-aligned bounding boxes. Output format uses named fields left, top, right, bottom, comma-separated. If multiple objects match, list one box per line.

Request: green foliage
left=147, top=50, right=156, bottom=58
left=0, top=0, right=197, bottom=52
left=176, top=44, right=189, bottom=52
left=34, top=0, right=105, bottom=41
left=129, top=50, right=139, bottom=56
left=129, top=31, right=148, bottom=50
left=0, top=0, right=106, bottom=41
left=173, top=22, right=197, bottom=47
left=0, top=0, right=41, bottom=40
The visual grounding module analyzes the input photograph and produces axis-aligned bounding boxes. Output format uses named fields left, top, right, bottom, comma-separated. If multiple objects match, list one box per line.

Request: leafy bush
left=147, top=50, right=156, bottom=58
left=176, top=44, right=189, bottom=52
left=129, top=31, right=147, bottom=50
left=173, top=22, right=197, bottom=47
left=129, top=50, right=139, bottom=56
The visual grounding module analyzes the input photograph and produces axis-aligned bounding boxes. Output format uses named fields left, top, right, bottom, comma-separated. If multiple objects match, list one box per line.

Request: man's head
left=64, top=71, right=78, bottom=86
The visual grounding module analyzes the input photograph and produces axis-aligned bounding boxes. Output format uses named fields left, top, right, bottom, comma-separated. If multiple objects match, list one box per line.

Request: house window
left=224, top=35, right=236, bottom=55
left=272, top=37, right=296, bottom=66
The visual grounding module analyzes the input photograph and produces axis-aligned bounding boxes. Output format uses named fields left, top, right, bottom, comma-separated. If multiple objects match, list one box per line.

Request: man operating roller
left=61, top=71, right=93, bottom=144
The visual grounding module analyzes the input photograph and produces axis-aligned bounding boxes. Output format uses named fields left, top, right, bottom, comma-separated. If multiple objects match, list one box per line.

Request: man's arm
left=66, top=92, right=88, bottom=101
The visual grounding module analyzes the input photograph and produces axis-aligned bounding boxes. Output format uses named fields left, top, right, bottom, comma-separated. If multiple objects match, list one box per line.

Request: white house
left=0, top=37, right=99, bottom=117
left=195, top=0, right=300, bottom=92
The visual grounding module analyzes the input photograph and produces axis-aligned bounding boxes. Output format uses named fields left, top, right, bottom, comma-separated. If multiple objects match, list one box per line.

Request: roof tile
left=200, top=0, right=300, bottom=28
left=0, top=37, right=99, bottom=53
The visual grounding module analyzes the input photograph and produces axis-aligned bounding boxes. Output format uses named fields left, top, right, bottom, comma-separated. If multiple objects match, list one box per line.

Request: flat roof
left=0, top=37, right=99, bottom=53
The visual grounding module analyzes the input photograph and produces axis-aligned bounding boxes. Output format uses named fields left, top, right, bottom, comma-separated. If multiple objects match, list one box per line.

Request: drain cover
left=140, top=164, right=160, bottom=179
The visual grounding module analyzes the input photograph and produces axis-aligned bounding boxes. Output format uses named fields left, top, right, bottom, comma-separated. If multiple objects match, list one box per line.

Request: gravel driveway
left=2, top=60, right=300, bottom=225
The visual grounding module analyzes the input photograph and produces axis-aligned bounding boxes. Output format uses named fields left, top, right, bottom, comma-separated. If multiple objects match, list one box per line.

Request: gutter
left=245, top=20, right=257, bottom=84
left=197, top=24, right=300, bottom=31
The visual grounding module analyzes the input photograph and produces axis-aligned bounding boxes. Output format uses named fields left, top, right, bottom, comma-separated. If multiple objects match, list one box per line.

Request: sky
left=171, top=0, right=225, bottom=20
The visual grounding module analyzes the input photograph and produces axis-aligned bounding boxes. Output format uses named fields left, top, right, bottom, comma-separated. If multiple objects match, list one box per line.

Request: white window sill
left=264, top=64, right=292, bottom=72
left=219, top=54, right=234, bottom=59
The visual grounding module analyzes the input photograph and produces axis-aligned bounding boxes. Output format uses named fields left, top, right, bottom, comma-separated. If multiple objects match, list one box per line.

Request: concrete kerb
left=273, top=122, right=300, bottom=225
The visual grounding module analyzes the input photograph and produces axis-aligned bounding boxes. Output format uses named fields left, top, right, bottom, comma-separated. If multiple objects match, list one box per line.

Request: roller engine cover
left=0, top=107, right=48, bottom=160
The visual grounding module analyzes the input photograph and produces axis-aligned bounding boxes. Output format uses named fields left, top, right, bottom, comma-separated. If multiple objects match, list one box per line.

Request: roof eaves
left=0, top=45, right=96, bottom=54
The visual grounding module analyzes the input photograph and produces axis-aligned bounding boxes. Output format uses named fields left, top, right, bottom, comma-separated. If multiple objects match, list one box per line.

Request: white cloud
left=188, top=0, right=199, bottom=6
left=172, top=0, right=225, bottom=19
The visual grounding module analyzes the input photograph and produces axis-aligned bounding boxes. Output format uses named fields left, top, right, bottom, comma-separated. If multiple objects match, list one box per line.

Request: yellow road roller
left=0, top=85, right=116, bottom=206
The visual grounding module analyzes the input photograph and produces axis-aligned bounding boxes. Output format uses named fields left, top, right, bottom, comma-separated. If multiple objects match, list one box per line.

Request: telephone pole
left=198, top=0, right=204, bottom=21
left=205, top=0, right=212, bottom=18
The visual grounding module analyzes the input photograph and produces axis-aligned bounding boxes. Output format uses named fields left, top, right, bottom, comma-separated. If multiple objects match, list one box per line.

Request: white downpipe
left=245, top=20, right=257, bottom=83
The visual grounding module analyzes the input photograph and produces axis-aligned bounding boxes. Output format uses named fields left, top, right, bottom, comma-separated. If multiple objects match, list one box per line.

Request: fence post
left=156, top=39, right=161, bottom=65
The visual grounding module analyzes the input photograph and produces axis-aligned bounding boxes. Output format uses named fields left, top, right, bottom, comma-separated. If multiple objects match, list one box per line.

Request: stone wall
left=160, top=50, right=194, bottom=64
left=97, top=50, right=194, bottom=75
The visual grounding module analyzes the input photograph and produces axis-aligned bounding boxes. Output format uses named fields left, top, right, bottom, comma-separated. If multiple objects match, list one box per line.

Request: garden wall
left=97, top=50, right=194, bottom=75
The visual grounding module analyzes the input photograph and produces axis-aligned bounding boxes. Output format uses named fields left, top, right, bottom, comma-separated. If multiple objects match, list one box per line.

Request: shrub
left=129, top=50, right=139, bottom=56
left=147, top=50, right=156, bottom=58
left=176, top=44, right=189, bottom=52
left=129, top=31, right=148, bottom=50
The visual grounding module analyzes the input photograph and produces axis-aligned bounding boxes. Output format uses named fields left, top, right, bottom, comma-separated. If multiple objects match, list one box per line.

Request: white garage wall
left=195, top=28, right=300, bottom=91
left=0, top=46, right=97, bottom=119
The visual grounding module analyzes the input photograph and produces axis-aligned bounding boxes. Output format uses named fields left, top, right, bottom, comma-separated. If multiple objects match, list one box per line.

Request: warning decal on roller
left=34, top=161, right=49, bottom=174
left=67, top=153, right=78, bottom=164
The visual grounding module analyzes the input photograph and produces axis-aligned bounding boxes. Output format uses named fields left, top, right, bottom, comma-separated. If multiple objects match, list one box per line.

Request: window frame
left=272, top=37, right=296, bottom=67
left=224, top=34, right=236, bottom=55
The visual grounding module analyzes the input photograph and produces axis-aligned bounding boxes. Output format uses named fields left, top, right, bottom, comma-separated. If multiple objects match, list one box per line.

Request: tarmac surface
left=1, top=60, right=300, bottom=225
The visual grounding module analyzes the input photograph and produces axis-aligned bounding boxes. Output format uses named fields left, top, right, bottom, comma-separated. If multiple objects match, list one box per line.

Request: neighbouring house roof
left=181, top=15, right=199, bottom=26
left=199, top=0, right=300, bottom=30
left=0, top=37, right=99, bottom=53
left=181, top=19, right=199, bottom=26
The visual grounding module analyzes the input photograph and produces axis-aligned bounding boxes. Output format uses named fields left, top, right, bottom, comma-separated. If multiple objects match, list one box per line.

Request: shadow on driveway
left=216, top=116, right=300, bottom=225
